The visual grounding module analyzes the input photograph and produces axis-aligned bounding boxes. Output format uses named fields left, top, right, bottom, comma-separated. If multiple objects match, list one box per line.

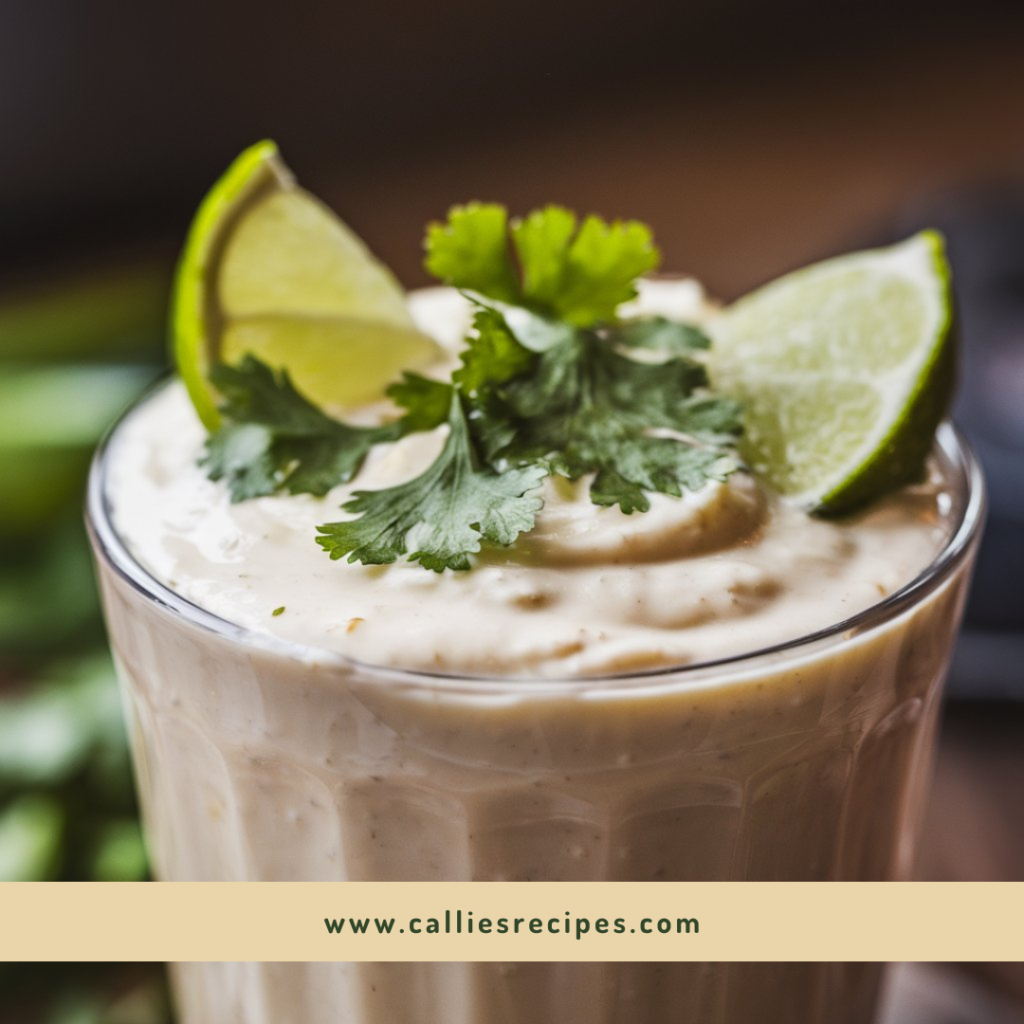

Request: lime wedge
left=708, top=231, right=954, bottom=514
left=172, top=140, right=440, bottom=428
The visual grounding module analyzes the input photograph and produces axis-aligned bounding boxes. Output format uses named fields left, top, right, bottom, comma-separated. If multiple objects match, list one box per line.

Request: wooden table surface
left=919, top=704, right=1024, bottom=885
left=885, top=964, right=1024, bottom=1023
left=914, top=702, right=1024, bottom=1008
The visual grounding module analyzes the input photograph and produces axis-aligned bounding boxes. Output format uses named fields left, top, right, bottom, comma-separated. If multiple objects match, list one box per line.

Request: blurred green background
left=0, top=259, right=170, bottom=1019
left=3, top=0, right=1024, bottom=1020
left=0, top=255, right=170, bottom=879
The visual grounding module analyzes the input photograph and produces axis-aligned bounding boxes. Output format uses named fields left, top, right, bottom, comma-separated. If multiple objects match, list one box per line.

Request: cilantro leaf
left=485, top=332, right=742, bottom=513
left=453, top=305, right=538, bottom=462
left=453, top=306, right=535, bottom=395
left=477, top=300, right=576, bottom=353
left=609, top=317, right=712, bottom=354
left=382, top=307, right=535, bottom=446
left=423, top=203, right=521, bottom=305
left=510, top=205, right=578, bottom=308
left=386, top=373, right=452, bottom=432
left=586, top=439, right=738, bottom=514
left=203, top=356, right=399, bottom=501
left=549, top=214, right=659, bottom=325
left=202, top=422, right=279, bottom=500
left=424, top=204, right=660, bottom=327
left=316, top=394, right=547, bottom=572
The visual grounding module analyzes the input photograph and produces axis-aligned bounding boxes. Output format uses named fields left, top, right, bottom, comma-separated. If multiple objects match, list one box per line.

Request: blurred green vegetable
left=48, top=995, right=102, bottom=1024
left=0, top=794, right=63, bottom=880
left=0, top=251, right=170, bottom=1015
left=44, top=974, right=171, bottom=1024
left=0, top=365, right=155, bottom=442
left=0, top=247, right=167, bottom=1021
left=0, top=261, right=168, bottom=363
left=0, top=364, right=157, bottom=536
left=91, top=819, right=148, bottom=882
left=48, top=994, right=104, bottom=1024
left=0, top=652, right=125, bottom=786
left=0, top=651, right=145, bottom=882
left=0, top=524, right=102, bottom=658
left=48, top=980, right=171, bottom=1024
left=103, top=981, right=172, bottom=1024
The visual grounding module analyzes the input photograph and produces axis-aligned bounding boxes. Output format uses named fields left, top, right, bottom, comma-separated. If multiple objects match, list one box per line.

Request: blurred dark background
left=2, top=1, right=1024, bottom=1019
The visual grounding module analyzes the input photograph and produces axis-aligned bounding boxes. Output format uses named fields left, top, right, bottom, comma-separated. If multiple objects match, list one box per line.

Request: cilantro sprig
left=317, top=393, right=546, bottom=572
left=425, top=203, right=659, bottom=327
left=201, top=357, right=404, bottom=502
left=201, top=204, right=743, bottom=571
left=484, top=328, right=740, bottom=514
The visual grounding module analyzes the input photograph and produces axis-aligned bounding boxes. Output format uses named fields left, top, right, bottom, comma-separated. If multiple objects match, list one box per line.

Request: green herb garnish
left=203, top=204, right=742, bottom=571
left=317, top=392, right=547, bottom=572
left=201, top=357, right=404, bottom=502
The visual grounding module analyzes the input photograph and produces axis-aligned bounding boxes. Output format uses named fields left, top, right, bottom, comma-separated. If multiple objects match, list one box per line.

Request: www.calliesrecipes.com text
left=325, top=910, right=699, bottom=941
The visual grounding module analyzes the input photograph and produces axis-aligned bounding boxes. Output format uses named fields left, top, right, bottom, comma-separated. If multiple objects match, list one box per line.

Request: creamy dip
left=93, top=282, right=979, bottom=1024
left=107, top=281, right=953, bottom=678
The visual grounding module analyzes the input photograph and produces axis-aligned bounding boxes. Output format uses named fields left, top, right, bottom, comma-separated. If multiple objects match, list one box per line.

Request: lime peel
left=173, top=140, right=289, bottom=429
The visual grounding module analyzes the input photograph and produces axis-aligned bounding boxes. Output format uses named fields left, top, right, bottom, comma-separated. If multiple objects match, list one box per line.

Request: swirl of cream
left=511, top=473, right=767, bottom=566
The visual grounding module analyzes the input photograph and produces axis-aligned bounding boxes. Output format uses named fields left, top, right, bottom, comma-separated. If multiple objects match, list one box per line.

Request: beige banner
left=2, top=882, right=1021, bottom=962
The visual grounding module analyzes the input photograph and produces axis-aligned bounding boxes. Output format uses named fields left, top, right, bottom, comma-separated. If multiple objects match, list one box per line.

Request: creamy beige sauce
left=107, top=282, right=951, bottom=678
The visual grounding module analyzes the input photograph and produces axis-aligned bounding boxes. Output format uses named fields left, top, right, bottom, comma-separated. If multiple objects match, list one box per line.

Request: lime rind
left=709, top=231, right=953, bottom=514
left=172, top=140, right=289, bottom=429
left=818, top=231, right=953, bottom=514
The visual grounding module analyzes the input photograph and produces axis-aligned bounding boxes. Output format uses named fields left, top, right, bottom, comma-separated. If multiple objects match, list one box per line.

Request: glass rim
left=87, top=378, right=987, bottom=693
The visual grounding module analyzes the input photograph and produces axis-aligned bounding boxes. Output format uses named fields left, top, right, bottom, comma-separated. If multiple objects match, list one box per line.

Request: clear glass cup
left=88, top=390, right=985, bottom=1024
